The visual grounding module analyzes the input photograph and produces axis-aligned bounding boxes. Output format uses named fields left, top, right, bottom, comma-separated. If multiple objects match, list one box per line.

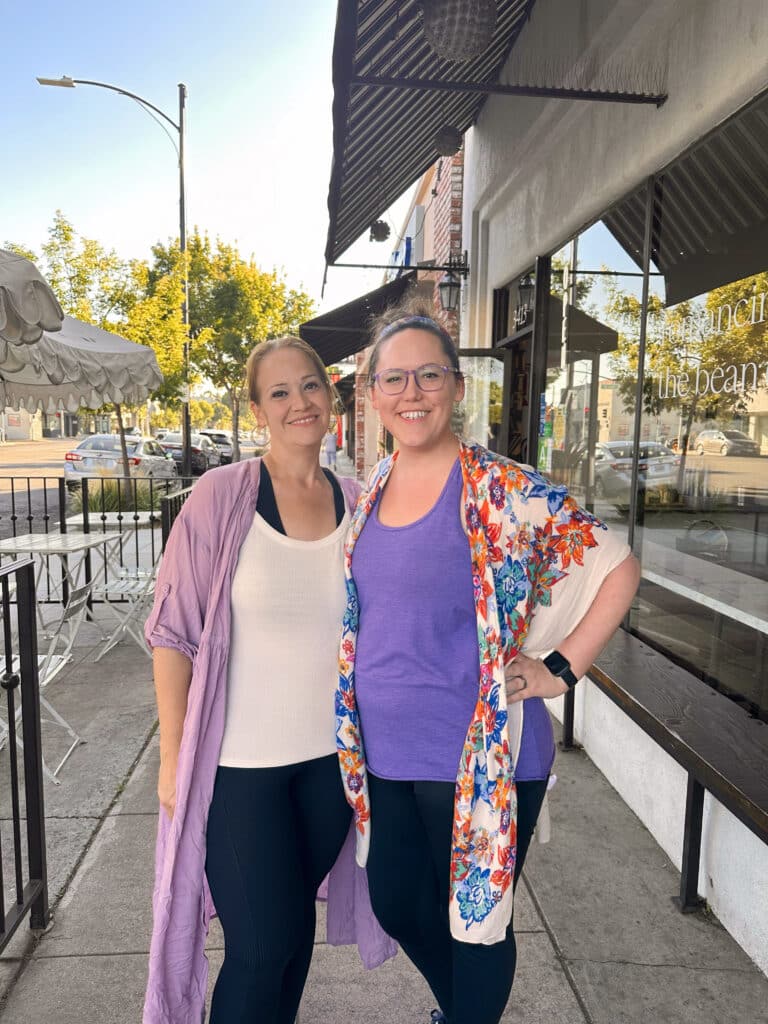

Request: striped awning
left=326, top=0, right=537, bottom=264
left=603, top=92, right=768, bottom=306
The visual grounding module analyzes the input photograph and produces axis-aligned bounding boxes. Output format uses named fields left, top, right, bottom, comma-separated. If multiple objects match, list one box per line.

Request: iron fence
left=0, top=559, right=49, bottom=951
left=160, top=484, right=196, bottom=550
left=0, top=475, right=195, bottom=606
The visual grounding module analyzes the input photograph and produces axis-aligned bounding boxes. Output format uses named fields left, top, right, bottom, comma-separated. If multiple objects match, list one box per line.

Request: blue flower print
left=456, top=867, right=494, bottom=927
left=485, top=685, right=508, bottom=747
left=495, top=557, right=528, bottom=615
left=342, top=579, right=359, bottom=633
left=473, top=759, right=496, bottom=808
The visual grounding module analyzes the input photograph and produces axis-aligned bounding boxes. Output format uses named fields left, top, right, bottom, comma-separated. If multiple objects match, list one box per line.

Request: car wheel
left=697, top=445, right=705, bottom=455
left=720, top=444, right=729, bottom=456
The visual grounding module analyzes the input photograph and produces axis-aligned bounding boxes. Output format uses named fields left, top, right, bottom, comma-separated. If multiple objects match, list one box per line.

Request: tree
left=39, top=211, right=131, bottom=327
left=6, top=213, right=188, bottom=475
left=151, top=233, right=315, bottom=460
left=189, top=399, right=214, bottom=430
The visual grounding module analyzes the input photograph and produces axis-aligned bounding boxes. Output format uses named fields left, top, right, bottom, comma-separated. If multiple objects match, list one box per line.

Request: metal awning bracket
left=351, top=74, right=667, bottom=107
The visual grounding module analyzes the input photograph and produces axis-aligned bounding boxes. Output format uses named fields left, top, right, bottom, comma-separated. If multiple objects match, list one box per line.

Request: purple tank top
left=352, top=459, right=554, bottom=783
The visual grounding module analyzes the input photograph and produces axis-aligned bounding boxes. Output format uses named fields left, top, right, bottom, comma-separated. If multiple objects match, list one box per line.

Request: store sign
left=657, top=360, right=768, bottom=399
left=654, top=290, right=768, bottom=346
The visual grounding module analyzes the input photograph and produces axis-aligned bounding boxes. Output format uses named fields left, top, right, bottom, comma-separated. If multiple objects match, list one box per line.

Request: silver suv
left=695, top=429, right=760, bottom=457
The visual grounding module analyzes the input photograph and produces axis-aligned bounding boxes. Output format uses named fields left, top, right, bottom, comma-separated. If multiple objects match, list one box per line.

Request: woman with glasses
left=336, top=302, right=640, bottom=1024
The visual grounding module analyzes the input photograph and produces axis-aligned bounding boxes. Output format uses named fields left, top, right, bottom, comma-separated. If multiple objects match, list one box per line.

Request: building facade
left=461, top=0, right=768, bottom=972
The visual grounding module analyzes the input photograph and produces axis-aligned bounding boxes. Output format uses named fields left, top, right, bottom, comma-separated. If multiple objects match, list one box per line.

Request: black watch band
left=542, top=650, right=579, bottom=688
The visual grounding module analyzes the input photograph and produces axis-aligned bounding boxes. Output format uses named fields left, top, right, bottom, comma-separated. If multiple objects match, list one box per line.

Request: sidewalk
left=1, top=618, right=767, bottom=1022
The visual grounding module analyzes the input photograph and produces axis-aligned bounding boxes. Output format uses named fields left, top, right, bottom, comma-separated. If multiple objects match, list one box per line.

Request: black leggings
left=205, top=755, right=351, bottom=1024
left=366, top=773, right=548, bottom=1024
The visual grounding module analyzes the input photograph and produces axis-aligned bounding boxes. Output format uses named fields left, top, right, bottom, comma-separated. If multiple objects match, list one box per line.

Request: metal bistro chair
left=92, top=565, right=157, bottom=662
left=0, top=583, right=91, bottom=783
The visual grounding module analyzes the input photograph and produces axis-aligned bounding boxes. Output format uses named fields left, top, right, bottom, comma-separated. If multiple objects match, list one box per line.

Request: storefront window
left=532, top=92, right=768, bottom=721
left=631, top=175, right=768, bottom=718
left=540, top=215, right=644, bottom=543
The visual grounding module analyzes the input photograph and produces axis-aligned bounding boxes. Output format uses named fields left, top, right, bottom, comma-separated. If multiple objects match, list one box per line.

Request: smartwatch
left=542, top=650, right=579, bottom=688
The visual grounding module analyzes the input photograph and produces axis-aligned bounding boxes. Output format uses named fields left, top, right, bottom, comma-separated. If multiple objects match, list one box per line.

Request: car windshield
left=722, top=430, right=749, bottom=439
left=162, top=433, right=183, bottom=443
left=206, top=434, right=229, bottom=444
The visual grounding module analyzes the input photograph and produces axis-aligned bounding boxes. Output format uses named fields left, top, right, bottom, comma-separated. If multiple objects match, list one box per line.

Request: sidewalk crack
left=566, top=956, right=760, bottom=975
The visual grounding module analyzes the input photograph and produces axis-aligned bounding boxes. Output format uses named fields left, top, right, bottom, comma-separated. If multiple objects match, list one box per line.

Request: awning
left=603, top=92, right=768, bottom=306
left=501, top=296, right=618, bottom=362
left=300, top=271, right=416, bottom=365
left=326, top=0, right=537, bottom=264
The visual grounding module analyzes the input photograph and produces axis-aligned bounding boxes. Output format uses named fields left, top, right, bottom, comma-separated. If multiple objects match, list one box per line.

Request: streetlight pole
left=37, top=75, right=193, bottom=477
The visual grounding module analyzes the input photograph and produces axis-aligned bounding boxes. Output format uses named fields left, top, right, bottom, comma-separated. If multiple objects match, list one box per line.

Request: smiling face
left=369, top=328, right=464, bottom=454
left=251, top=347, right=331, bottom=455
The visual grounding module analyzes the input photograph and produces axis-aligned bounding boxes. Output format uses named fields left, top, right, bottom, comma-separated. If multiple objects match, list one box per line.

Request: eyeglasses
left=372, top=363, right=459, bottom=396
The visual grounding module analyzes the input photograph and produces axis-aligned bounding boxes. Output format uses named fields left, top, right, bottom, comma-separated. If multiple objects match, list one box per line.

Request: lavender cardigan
left=143, top=459, right=396, bottom=1024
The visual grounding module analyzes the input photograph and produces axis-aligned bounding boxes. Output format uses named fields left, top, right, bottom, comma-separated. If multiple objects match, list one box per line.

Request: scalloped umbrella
left=1, top=315, right=164, bottom=474
left=0, top=249, right=64, bottom=349
left=0, top=315, right=163, bottom=412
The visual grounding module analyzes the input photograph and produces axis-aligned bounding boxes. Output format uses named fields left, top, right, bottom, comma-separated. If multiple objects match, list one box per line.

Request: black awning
left=300, top=271, right=417, bottom=366
left=326, top=0, right=536, bottom=264
left=603, top=92, right=768, bottom=306
left=500, top=295, right=618, bottom=361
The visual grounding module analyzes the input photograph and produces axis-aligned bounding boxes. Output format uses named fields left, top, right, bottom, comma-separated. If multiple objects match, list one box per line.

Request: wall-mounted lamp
left=437, top=251, right=470, bottom=313
left=513, top=272, right=534, bottom=328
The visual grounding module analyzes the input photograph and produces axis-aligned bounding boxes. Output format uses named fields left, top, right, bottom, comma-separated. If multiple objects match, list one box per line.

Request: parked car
left=198, top=429, right=234, bottom=464
left=587, top=440, right=681, bottom=498
left=695, top=428, right=760, bottom=457
left=158, top=431, right=221, bottom=475
left=64, top=435, right=178, bottom=491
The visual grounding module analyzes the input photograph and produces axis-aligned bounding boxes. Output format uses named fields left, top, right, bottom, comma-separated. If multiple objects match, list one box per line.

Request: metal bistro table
left=0, top=531, right=125, bottom=632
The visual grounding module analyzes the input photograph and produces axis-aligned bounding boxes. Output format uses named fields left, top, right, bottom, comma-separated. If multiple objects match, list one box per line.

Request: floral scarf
left=336, top=440, right=629, bottom=944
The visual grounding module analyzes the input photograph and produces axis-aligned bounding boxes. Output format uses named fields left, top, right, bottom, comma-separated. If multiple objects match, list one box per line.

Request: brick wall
left=430, top=149, right=464, bottom=344
left=353, top=148, right=465, bottom=476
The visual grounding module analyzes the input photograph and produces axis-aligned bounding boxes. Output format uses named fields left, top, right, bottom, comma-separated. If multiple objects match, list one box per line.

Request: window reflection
left=634, top=266, right=768, bottom=719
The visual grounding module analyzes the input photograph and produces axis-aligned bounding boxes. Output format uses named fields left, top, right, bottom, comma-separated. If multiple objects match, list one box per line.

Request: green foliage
left=151, top=232, right=315, bottom=457
left=40, top=211, right=131, bottom=326
left=68, top=479, right=167, bottom=513
left=551, top=253, right=594, bottom=306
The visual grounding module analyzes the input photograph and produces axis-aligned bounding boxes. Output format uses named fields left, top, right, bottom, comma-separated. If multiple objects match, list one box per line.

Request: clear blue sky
left=1, top=0, right=409, bottom=314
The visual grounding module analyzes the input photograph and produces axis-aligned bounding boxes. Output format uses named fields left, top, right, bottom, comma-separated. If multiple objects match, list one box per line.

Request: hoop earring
left=251, top=424, right=270, bottom=448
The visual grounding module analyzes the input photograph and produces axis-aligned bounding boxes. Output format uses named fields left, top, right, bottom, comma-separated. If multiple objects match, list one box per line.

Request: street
left=0, top=437, right=261, bottom=541
left=0, top=438, right=74, bottom=540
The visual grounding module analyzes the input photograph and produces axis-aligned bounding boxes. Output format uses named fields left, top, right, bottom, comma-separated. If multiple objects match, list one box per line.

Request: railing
left=0, top=475, right=195, bottom=605
left=160, top=484, right=196, bottom=550
left=0, top=559, right=50, bottom=951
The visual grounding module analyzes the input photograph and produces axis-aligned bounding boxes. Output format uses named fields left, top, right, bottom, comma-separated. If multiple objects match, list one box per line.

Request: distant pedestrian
left=143, top=336, right=393, bottom=1024
left=336, top=303, right=640, bottom=1024
left=323, top=426, right=338, bottom=469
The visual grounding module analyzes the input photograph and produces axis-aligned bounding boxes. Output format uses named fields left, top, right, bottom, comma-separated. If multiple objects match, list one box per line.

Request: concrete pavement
left=1, top=603, right=766, bottom=1022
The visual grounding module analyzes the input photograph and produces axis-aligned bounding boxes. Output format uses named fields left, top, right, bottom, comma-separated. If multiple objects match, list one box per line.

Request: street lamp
left=36, top=75, right=193, bottom=477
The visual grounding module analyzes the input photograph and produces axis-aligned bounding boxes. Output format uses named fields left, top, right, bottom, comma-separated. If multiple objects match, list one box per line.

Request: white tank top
left=218, top=506, right=350, bottom=768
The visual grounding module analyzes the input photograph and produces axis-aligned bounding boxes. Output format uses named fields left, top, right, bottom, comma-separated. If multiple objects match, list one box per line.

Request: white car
left=64, top=434, right=178, bottom=490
